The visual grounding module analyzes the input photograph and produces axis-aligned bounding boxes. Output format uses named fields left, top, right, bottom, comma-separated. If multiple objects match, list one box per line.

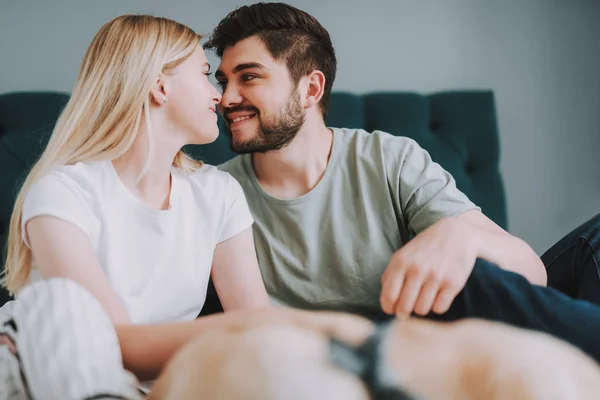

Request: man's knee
left=466, top=258, right=534, bottom=295
left=468, top=258, right=504, bottom=283
left=581, top=213, right=600, bottom=246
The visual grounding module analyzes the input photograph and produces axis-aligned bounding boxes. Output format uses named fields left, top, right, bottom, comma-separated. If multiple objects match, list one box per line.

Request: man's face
left=215, top=36, right=306, bottom=154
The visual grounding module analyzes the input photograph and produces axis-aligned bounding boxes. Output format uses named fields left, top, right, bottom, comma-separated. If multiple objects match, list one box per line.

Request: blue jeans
left=541, top=213, right=600, bottom=305
left=440, top=213, right=600, bottom=363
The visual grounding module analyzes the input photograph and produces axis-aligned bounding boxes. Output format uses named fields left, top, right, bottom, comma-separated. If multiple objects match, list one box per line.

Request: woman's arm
left=120, top=228, right=272, bottom=379
left=210, top=226, right=271, bottom=311
left=118, top=228, right=274, bottom=380
left=25, top=216, right=275, bottom=381
left=117, top=306, right=375, bottom=381
left=26, top=216, right=132, bottom=324
left=116, top=309, right=278, bottom=380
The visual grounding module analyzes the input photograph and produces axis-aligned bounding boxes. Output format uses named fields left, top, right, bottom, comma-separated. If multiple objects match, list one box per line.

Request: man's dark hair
left=204, top=2, right=337, bottom=117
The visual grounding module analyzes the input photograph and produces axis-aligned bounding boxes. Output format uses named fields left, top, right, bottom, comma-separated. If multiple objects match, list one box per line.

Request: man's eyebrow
left=215, top=62, right=266, bottom=79
left=233, top=62, right=265, bottom=73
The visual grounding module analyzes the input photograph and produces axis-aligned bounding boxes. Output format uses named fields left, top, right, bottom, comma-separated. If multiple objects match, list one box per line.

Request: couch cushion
left=0, top=92, right=69, bottom=141
left=360, top=91, right=506, bottom=229
left=0, top=129, right=54, bottom=225
left=325, top=92, right=366, bottom=129
left=0, top=91, right=69, bottom=247
left=0, top=91, right=69, bottom=306
left=0, top=129, right=55, bottom=305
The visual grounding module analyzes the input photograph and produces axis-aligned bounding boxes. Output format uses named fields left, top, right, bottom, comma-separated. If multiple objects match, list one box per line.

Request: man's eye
left=241, top=75, right=256, bottom=82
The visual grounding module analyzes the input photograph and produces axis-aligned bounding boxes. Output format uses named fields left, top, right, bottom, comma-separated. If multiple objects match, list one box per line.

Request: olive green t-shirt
left=219, top=128, right=479, bottom=317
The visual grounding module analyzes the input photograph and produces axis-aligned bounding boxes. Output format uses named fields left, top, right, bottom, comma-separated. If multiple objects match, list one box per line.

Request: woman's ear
left=303, top=70, right=325, bottom=110
left=150, top=76, right=168, bottom=105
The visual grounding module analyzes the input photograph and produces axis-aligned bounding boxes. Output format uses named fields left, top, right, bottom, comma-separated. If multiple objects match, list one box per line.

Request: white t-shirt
left=20, top=160, right=254, bottom=324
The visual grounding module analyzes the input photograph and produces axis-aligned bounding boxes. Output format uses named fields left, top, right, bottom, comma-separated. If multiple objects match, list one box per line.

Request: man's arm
left=455, top=210, right=546, bottom=286
left=380, top=210, right=547, bottom=318
left=381, top=137, right=546, bottom=317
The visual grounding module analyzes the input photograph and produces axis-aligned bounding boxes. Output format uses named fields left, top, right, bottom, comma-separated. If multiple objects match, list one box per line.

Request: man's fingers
left=380, top=269, right=405, bottom=315
left=432, top=285, right=460, bottom=315
left=394, top=271, right=424, bottom=317
left=413, top=279, right=440, bottom=316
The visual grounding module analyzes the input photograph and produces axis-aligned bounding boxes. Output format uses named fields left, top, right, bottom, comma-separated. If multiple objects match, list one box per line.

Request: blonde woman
left=0, top=14, right=367, bottom=399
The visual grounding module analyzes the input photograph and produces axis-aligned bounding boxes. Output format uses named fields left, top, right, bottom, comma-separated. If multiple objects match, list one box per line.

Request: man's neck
left=251, top=118, right=333, bottom=199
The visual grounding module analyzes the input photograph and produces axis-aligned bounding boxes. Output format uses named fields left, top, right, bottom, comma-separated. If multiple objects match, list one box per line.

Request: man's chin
left=230, top=141, right=271, bottom=154
left=228, top=129, right=256, bottom=152
left=228, top=128, right=298, bottom=154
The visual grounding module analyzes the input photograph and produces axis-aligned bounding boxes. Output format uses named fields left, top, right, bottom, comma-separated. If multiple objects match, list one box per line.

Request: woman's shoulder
left=21, top=162, right=107, bottom=240
left=183, top=163, right=240, bottom=190
left=179, top=164, right=253, bottom=242
left=32, top=161, right=108, bottom=197
left=178, top=163, right=247, bottom=209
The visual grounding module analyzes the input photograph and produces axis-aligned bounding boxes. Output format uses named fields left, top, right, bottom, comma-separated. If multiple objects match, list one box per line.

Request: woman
left=0, top=14, right=366, bottom=399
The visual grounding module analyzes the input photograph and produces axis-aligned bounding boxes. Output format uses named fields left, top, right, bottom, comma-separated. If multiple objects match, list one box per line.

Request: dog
left=148, top=313, right=600, bottom=400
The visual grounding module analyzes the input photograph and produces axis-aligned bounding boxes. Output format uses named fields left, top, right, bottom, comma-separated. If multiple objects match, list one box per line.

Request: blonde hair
left=2, top=14, right=203, bottom=293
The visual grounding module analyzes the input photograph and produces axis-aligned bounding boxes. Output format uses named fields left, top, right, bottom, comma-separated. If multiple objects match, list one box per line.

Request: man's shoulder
left=217, top=154, right=251, bottom=186
left=332, top=127, right=419, bottom=165
left=332, top=127, right=416, bottom=148
left=217, top=154, right=250, bottom=178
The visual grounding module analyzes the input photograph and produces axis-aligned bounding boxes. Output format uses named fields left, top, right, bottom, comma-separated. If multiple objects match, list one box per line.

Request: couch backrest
left=0, top=90, right=507, bottom=306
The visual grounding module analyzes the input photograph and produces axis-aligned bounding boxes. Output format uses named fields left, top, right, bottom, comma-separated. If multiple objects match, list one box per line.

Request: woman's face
left=162, top=46, right=223, bottom=145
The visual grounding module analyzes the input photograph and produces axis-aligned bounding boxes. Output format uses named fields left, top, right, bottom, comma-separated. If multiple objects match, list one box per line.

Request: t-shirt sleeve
left=217, top=174, right=255, bottom=243
left=390, top=138, right=480, bottom=235
left=21, top=173, right=96, bottom=247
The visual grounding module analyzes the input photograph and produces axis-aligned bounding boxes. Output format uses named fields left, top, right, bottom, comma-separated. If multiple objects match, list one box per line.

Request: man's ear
left=303, top=70, right=326, bottom=110
left=150, top=75, right=168, bottom=105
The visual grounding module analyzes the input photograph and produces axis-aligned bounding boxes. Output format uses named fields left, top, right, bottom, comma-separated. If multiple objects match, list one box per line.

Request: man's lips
left=224, top=107, right=259, bottom=124
left=228, top=114, right=257, bottom=126
left=226, top=112, right=258, bottom=125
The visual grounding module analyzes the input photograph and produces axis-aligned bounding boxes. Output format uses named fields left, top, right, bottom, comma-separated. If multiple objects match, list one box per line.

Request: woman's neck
left=111, top=117, right=182, bottom=210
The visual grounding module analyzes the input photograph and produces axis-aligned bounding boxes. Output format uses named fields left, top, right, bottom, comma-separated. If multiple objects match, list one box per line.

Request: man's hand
left=380, top=217, right=477, bottom=317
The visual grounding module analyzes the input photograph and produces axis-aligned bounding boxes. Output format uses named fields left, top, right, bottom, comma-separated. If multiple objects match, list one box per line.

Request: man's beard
left=226, top=89, right=306, bottom=154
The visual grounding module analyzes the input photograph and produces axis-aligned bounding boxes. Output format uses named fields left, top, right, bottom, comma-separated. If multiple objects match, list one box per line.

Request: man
left=204, top=2, right=600, bottom=361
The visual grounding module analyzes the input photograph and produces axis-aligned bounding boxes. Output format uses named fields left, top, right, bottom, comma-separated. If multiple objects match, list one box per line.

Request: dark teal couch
left=0, top=90, right=507, bottom=309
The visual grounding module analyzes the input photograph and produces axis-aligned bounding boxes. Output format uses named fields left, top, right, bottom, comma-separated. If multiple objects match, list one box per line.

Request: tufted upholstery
left=0, top=90, right=506, bottom=308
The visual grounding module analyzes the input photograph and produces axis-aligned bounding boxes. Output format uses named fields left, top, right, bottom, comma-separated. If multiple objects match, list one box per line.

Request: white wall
left=1, top=0, right=599, bottom=253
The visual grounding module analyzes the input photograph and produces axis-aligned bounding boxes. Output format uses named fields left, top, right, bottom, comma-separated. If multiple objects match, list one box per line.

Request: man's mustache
left=223, top=105, right=260, bottom=121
